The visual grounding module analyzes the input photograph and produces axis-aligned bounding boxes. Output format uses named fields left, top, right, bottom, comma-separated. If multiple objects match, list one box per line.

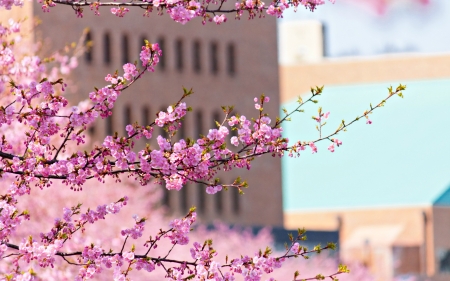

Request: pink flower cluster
left=227, top=253, right=283, bottom=280
left=121, top=215, right=146, bottom=239
left=19, top=238, right=63, bottom=268
left=139, top=43, right=161, bottom=71
left=168, top=1, right=201, bottom=25
left=166, top=211, right=197, bottom=245
left=328, top=138, right=342, bottom=153
left=111, top=7, right=130, bottom=17
left=155, top=103, right=187, bottom=130
left=0, top=196, right=29, bottom=242
left=206, top=185, right=222, bottom=194
left=0, top=0, right=23, bottom=10
left=313, top=110, right=330, bottom=123
left=213, top=14, right=227, bottom=25
left=40, top=197, right=128, bottom=247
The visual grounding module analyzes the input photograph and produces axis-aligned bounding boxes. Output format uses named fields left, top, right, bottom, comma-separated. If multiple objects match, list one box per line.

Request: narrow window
left=180, top=184, right=188, bottom=213
left=227, top=43, right=236, bottom=76
left=195, top=111, right=204, bottom=214
left=195, top=111, right=203, bottom=138
left=213, top=111, right=221, bottom=128
left=158, top=37, right=166, bottom=71
left=122, top=34, right=130, bottom=65
left=162, top=187, right=170, bottom=209
left=193, top=40, right=201, bottom=73
left=197, top=183, right=205, bottom=214
left=230, top=111, right=238, bottom=144
left=142, top=106, right=150, bottom=126
left=88, top=124, right=95, bottom=135
left=210, top=42, right=218, bottom=75
left=178, top=117, right=185, bottom=141
left=175, top=39, right=184, bottom=72
left=85, top=30, right=93, bottom=64
left=138, top=36, right=147, bottom=60
left=232, top=187, right=240, bottom=214
left=106, top=112, right=114, bottom=136
left=159, top=107, right=169, bottom=139
left=215, top=189, right=223, bottom=215
left=212, top=111, right=223, bottom=215
left=103, top=32, right=111, bottom=65
left=124, top=105, right=131, bottom=135
left=322, top=23, right=327, bottom=57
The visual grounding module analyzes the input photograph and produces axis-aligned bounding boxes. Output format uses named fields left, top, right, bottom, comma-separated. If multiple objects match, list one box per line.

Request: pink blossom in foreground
left=0, top=8, right=405, bottom=280
left=328, top=143, right=335, bottom=152
left=213, top=14, right=227, bottom=25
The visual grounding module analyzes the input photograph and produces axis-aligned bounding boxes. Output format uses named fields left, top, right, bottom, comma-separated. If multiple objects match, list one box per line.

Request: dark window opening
left=213, top=111, right=221, bottom=128
left=232, top=187, right=240, bottom=214
left=227, top=43, right=236, bottom=76
left=322, top=22, right=327, bottom=57
left=142, top=106, right=150, bottom=126
left=88, top=124, right=95, bottom=135
left=195, top=111, right=203, bottom=138
left=210, top=42, right=218, bottom=75
left=195, top=111, right=204, bottom=213
left=162, top=186, right=170, bottom=209
left=193, top=40, right=201, bottom=73
left=159, top=107, right=169, bottom=139
left=440, top=250, right=450, bottom=272
left=85, top=30, right=93, bottom=64
left=180, top=184, right=188, bottom=213
left=124, top=105, right=131, bottom=135
left=122, top=34, right=130, bottom=65
left=212, top=112, right=223, bottom=215
left=197, top=183, right=205, bottom=214
left=139, top=36, right=147, bottom=56
left=106, top=112, right=114, bottom=136
left=178, top=117, right=185, bottom=141
left=215, top=189, right=223, bottom=215
left=230, top=111, right=238, bottom=146
left=175, top=39, right=184, bottom=72
left=158, top=37, right=166, bottom=71
left=103, top=32, right=111, bottom=65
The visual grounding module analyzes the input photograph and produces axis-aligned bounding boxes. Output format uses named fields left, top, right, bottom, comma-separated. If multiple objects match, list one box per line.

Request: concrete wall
left=432, top=206, right=450, bottom=280
left=280, top=53, right=450, bottom=102
left=285, top=206, right=431, bottom=280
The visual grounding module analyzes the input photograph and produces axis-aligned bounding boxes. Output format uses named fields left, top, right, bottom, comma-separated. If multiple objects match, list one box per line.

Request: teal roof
left=434, top=187, right=450, bottom=206
left=281, top=79, right=450, bottom=212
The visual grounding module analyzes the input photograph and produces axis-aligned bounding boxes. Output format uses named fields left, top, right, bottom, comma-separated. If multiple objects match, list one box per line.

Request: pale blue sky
left=281, top=0, right=450, bottom=57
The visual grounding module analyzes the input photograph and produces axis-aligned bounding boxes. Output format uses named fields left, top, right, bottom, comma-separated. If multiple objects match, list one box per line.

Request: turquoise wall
left=281, top=79, right=450, bottom=212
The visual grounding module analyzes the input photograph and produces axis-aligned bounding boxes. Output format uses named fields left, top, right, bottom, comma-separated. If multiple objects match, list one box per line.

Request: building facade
left=279, top=21, right=450, bottom=281
left=1, top=2, right=284, bottom=226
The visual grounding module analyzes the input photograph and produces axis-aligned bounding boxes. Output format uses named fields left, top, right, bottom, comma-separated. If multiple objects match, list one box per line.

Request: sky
left=280, top=0, right=450, bottom=57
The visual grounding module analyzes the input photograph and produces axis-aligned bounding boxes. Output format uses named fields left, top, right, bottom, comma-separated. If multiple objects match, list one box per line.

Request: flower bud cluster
left=19, top=238, right=63, bottom=268
left=0, top=196, right=29, bottom=242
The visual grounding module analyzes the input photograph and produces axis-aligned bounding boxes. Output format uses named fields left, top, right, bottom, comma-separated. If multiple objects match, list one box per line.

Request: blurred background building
left=1, top=1, right=284, bottom=227
left=280, top=1, right=450, bottom=280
